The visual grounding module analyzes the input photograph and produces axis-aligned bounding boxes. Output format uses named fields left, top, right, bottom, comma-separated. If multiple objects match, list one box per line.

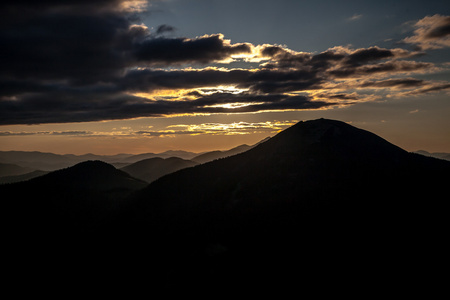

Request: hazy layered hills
left=120, top=157, right=199, bottom=183
left=0, top=142, right=267, bottom=183
left=0, top=149, right=202, bottom=171
left=0, top=170, right=49, bottom=184
left=0, top=162, right=35, bottom=177
left=0, top=144, right=258, bottom=172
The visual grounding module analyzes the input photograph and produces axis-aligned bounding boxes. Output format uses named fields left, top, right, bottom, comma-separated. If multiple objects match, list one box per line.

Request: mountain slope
left=120, top=157, right=198, bottom=183
left=0, top=170, right=48, bottom=184
left=0, top=162, right=35, bottom=177
left=191, top=138, right=270, bottom=164
left=192, top=144, right=252, bottom=164
left=2, top=161, right=146, bottom=235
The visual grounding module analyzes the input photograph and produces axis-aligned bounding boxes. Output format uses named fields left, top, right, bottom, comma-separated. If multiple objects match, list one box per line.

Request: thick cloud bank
left=0, top=2, right=448, bottom=125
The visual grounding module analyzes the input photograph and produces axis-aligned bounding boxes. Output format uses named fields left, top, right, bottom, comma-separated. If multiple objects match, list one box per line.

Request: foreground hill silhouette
left=2, top=161, right=146, bottom=236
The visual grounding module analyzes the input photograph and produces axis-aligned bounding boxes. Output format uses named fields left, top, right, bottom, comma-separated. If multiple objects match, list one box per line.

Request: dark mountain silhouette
left=0, top=162, right=35, bottom=177
left=0, top=170, right=48, bottom=184
left=120, top=157, right=198, bottom=183
left=2, top=161, right=146, bottom=236
left=116, top=119, right=449, bottom=290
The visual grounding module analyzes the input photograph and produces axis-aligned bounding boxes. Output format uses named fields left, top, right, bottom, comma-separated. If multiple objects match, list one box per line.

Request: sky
left=0, top=0, right=449, bottom=154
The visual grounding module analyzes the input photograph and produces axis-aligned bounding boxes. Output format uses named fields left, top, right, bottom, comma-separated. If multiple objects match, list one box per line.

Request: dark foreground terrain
left=2, top=119, right=448, bottom=293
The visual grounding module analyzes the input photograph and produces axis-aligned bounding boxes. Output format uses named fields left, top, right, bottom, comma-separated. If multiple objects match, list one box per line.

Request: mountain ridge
left=120, top=157, right=199, bottom=183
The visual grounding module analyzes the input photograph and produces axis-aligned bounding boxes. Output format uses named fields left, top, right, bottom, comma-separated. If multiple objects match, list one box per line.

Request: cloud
left=155, top=24, right=176, bottom=35
left=169, top=120, right=297, bottom=135
left=401, top=82, right=450, bottom=96
left=0, top=2, right=448, bottom=125
left=0, top=120, right=296, bottom=138
left=403, top=14, right=450, bottom=49
left=133, top=34, right=253, bottom=65
left=347, top=14, right=363, bottom=22
left=358, top=78, right=426, bottom=89
left=0, top=130, right=92, bottom=136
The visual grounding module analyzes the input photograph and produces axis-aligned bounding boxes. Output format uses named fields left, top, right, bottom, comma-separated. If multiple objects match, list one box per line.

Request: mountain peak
left=253, top=118, right=407, bottom=162
left=71, top=160, right=116, bottom=170
left=25, top=160, right=146, bottom=191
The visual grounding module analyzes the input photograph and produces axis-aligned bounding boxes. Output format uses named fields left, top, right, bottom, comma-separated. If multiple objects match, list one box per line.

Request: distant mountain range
left=414, top=150, right=450, bottom=161
left=0, top=139, right=271, bottom=183
left=0, top=149, right=202, bottom=171
left=2, top=119, right=448, bottom=290
left=0, top=162, right=34, bottom=177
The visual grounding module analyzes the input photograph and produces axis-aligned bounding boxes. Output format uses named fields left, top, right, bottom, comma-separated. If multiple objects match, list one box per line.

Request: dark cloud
left=0, top=2, right=447, bottom=125
left=133, top=34, right=253, bottom=65
left=405, top=83, right=450, bottom=95
left=121, top=68, right=251, bottom=91
left=0, top=89, right=336, bottom=125
left=359, top=78, right=425, bottom=89
left=0, top=1, right=141, bottom=84
left=344, top=47, right=395, bottom=66
left=403, top=14, right=450, bottom=49
left=156, top=24, right=176, bottom=35
left=328, top=60, right=434, bottom=77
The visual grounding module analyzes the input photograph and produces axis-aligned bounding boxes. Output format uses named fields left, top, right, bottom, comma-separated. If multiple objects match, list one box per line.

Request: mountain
left=0, top=150, right=200, bottom=170
left=191, top=137, right=270, bottom=164
left=192, top=144, right=252, bottom=164
left=0, top=170, right=48, bottom=184
left=118, top=119, right=449, bottom=289
left=2, top=160, right=146, bottom=236
left=0, top=162, right=35, bottom=177
left=415, top=150, right=450, bottom=161
left=120, top=157, right=198, bottom=183
left=0, top=150, right=78, bottom=170
left=119, top=150, right=200, bottom=163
